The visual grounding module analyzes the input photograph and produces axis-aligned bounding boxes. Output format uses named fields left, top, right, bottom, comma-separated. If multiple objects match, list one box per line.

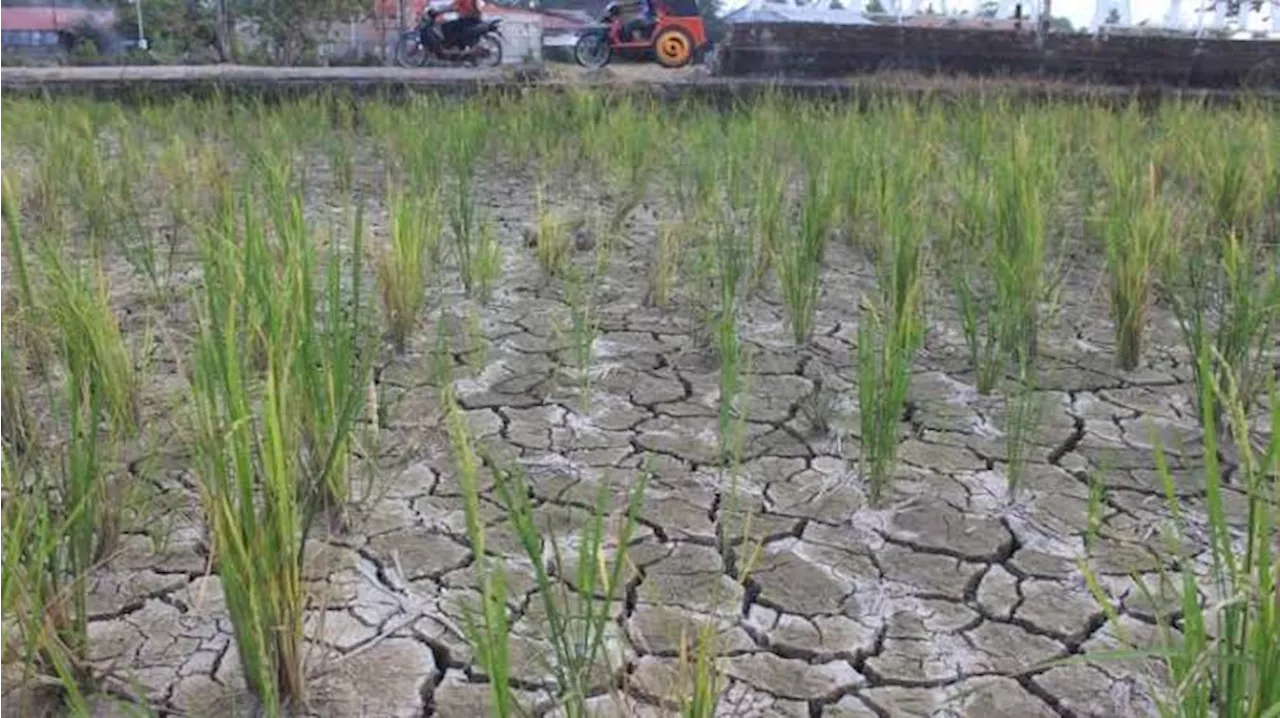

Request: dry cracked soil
left=2, top=157, right=1267, bottom=718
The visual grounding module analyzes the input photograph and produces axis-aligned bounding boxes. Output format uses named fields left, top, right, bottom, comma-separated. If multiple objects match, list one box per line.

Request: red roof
left=1, top=6, right=116, bottom=32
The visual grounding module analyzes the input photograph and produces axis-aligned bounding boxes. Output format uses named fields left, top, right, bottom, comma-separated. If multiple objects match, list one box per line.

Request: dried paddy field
left=1, top=93, right=1277, bottom=718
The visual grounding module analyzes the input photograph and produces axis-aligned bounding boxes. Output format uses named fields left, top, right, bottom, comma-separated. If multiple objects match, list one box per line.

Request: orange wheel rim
left=658, top=34, right=689, bottom=62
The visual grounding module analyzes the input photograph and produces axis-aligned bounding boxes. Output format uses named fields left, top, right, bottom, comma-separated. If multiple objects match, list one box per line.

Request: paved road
left=3, top=63, right=1272, bottom=104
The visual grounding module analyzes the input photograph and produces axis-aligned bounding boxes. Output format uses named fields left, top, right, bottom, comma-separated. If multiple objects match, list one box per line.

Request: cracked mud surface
left=3, top=154, right=1271, bottom=718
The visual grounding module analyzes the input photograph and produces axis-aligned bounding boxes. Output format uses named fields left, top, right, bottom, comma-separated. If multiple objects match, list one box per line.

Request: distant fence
left=713, top=24, right=1280, bottom=88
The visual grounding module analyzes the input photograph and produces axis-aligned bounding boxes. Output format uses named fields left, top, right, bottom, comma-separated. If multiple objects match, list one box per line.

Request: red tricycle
left=573, top=0, right=709, bottom=69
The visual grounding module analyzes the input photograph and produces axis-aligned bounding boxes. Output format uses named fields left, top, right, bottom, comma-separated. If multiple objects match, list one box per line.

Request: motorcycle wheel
left=472, top=34, right=503, bottom=68
left=574, top=34, right=610, bottom=69
left=395, top=33, right=428, bottom=68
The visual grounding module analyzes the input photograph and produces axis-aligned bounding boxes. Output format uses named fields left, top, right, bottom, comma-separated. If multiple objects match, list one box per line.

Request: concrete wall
left=714, top=24, right=1280, bottom=88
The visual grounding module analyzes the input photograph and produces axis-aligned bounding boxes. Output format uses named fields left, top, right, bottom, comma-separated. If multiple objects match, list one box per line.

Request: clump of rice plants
left=0, top=165, right=136, bottom=703
left=2, top=381, right=111, bottom=714
left=990, top=124, right=1052, bottom=369
left=443, top=112, right=490, bottom=299
left=473, top=220, right=503, bottom=305
left=858, top=138, right=928, bottom=503
left=378, top=189, right=442, bottom=352
left=534, top=187, right=572, bottom=278
left=776, top=155, right=837, bottom=345
left=1094, top=114, right=1174, bottom=371
left=38, top=243, right=139, bottom=438
left=1162, top=222, right=1278, bottom=426
left=648, top=220, right=681, bottom=307
left=190, top=185, right=370, bottom=715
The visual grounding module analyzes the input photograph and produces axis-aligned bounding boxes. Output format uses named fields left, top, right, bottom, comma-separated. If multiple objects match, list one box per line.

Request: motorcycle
left=573, top=0, right=707, bottom=70
left=396, top=8, right=503, bottom=68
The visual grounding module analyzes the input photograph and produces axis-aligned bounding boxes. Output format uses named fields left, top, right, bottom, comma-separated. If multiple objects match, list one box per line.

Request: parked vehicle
left=0, top=0, right=121, bottom=57
left=573, top=0, right=708, bottom=69
left=396, top=7, right=503, bottom=67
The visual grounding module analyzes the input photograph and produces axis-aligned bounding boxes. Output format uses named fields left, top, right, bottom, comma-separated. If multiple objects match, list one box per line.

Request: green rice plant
left=440, top=378, right=514, bottom=718
left=588, top=98, right=655, bottom=235
left=473, top=220, right=502, bottom=305
left=675, top=622, right=721, bottom=718
left=747, top=144, right=789, bottom=292
left=378, top=190, right=441, bottom=352
left=990, top=125, right=1051, bottom=369
left=1199, top=129, right=1264, bottom=235
left=1081, top=356, right=1278, bottom=718
left=2, top=173, right=37, bottom=311
left=1, top=369, right=118, bottom=712
left=1163, top=226, right=1279, bottom=424
left=1098, top=156, right=1173, bottom=371
left=2, top=342, right=34, bottom=457
left=0, top=412, right=97, bottom=711
left=38, top=245, right=139, bottom=439
left=858, top=144, right=927, bottom=503
left=856, top=295, right=921, bottom=504
left=534, top=186, right=571, bottom=278
left=562, top=265, right=600, bottom=414
left=776, top=157, right=837, bottom=345
left=489, top=455, right=648, bottom=718
left=192, top=198, right=308, bottom=716
left=295, top=208, right=376, bottom=517
left=648, top=220, right=681, bottom=308
left=1002, top=360, right=1044, bottom=496
left=940, top=164, right=1006, bottom=394
left=191, top=187, right=369, bottom=715
left=443, top=113, right=488, bottom=298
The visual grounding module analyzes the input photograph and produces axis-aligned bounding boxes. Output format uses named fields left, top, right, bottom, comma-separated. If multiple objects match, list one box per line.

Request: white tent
left=723, top=0, right=879, bottom=24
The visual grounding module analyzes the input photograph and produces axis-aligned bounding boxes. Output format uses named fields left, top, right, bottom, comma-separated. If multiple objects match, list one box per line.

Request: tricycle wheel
left=653, top=27, right=693, bottom=68
left=574, top=34, right=611, bottom=69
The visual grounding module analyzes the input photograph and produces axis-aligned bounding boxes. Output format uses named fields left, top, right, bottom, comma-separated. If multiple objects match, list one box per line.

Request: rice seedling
left=776, top=155, right=837, bottom=345
left=295, top=208, right=376, bottom=516
left=443, top=112, right=489, bottom=299
left=589, top=98, right=655, bottom=235
left=378, top=189, right=442, bottom=352
left=489, top=455, right=648, bottom=718
left=563, top=265, right=599, bottom=414
left=440, top=376, right=515, bottom=717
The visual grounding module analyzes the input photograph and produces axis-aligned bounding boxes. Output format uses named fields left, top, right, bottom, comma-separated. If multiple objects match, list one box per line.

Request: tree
left=1048, top=14, right=1072, bottom=31
left=976, top=0, right=998, bottom=17
left=1104, top=7, right=1121, bottom=23
left=865, top=0, right=885, bottom=13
